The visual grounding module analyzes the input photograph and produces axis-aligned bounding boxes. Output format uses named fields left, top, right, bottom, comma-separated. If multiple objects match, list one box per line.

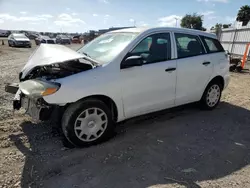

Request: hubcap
left=74, top=107, right=108, bottom=142
left=206, top=84, right=221, bottom=107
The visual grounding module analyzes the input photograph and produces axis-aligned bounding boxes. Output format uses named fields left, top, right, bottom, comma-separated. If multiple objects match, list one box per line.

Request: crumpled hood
left=20, top=44, right=90, bottom=79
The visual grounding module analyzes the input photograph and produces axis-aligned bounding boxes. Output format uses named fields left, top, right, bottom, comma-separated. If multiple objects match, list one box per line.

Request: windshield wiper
left=82, top=52, right=91, bottom=58
left=80, top=52, right=100, bottom=66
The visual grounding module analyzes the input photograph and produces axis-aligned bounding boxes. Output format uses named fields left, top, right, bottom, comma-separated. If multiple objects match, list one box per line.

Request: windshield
left=77, top=32, right=138, bottom=64
left=14, top=34, right=26, bottom=38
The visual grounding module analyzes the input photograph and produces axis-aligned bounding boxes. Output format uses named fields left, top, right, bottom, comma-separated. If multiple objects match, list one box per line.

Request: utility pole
left=174, top=18, right=178, bottom=27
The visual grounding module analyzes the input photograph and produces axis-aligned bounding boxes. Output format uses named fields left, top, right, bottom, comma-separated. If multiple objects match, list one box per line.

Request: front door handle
left=202, top=62, right=211, bottom=66
left=165, top=68, right=176, bottom=72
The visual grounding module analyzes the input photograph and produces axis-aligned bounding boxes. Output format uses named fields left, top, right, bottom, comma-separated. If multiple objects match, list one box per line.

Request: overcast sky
left=0, top=0, right=248, bottom=32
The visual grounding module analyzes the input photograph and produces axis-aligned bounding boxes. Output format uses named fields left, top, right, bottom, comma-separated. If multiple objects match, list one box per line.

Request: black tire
left=61, top=99, right=115, bottom=147
left=236, top=66, right=243, bottom=72
left=200, top=81, right=222, bottom=110
left=8, top=41, right=13, bottom=47
left=229, top=65, right=236, bottom=72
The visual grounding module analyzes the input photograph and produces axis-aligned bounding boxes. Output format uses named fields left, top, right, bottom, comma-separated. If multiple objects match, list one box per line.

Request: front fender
left=43, top=67, right=125, bottom=122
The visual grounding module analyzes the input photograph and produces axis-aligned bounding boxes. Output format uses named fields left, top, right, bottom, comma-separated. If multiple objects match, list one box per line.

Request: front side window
left=175, top=33, right=205, bottom=58
left=201, top=36, right=224, bottom=53
left=77, top=32, right=138, bottom=64
left=129, top=33, right=171, bottom=64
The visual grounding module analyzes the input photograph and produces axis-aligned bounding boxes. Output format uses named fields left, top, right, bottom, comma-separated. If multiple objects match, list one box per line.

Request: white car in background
left=8, top=33, right=31, bottom=48
left=5, top=27, right=230, bottom=147
left=35, top=35, right=56, bottom=45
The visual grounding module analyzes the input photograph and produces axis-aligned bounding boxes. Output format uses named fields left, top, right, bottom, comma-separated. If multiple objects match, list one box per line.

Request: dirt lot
left=0, top=39, right=250, bottom=188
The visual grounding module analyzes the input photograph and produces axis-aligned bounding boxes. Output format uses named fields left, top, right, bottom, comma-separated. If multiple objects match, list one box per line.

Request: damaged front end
left=5, top=44, right=96, bottom=121
left=6, top=80, right=60, bottom=120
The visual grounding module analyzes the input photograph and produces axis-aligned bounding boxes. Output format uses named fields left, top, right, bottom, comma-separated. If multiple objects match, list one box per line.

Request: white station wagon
left=5, top=27, right=230, bottom=147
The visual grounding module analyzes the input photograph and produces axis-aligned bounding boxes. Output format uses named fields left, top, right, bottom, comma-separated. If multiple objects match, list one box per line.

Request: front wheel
left=200, top=82, right=222, bottom=110
left=61, top=99, right=115, bottom=147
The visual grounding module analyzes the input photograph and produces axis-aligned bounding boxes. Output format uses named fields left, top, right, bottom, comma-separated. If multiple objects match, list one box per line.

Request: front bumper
left=14, top=42, right=31, bottom=47
left=60, top=40, right=70, bottom=44
left=5, top=83, right=53, bottom=120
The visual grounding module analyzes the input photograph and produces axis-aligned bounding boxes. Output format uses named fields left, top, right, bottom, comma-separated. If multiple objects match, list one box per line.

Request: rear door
left=200, top=36, right=229, bottom=71
left=174, top=33, right=213, bottom=106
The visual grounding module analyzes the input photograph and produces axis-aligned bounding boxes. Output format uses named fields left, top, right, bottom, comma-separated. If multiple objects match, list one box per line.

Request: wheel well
left=209, top=76, right=225, bottom=89
left=79, top=95, right=118, bottom=122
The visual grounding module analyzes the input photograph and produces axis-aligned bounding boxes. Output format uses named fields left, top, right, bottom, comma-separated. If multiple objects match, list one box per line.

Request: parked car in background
left=0, top=30, right=11, bottom=37
left=56, top=35, right=71, bottom=44
left=8, top=33, right=31, bottom=48
left=26, top=32, right=40, bottom=40
left=35, top=35, right=56, bottom=45
left=71, top=35, right=83, bottom=44
left=5, top=27, right=229, bottom=147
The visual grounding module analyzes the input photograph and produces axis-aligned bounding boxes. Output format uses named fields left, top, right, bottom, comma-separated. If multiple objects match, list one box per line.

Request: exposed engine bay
left=5, top=44, right=99, bottom=121
left=21, top=59, right=93, bottom=81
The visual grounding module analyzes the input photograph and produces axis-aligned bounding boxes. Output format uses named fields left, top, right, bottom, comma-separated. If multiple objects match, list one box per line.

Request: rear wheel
left=200, top=81, right=222, bottom=110
left=61, top=99, right=115, bottom=147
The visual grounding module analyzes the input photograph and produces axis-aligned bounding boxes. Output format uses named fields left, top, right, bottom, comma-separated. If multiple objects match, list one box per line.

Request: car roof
left=110, top=27, right=217, bottom=39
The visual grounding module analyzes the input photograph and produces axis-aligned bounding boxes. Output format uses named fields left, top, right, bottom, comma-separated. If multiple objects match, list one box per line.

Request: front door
left=120, top=32, right=177, bottom=118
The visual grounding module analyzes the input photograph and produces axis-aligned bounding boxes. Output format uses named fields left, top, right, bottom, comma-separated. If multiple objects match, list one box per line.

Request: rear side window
left=174, top=33, right=205, bottom=58
left=200, top=36, right=224, bottom=53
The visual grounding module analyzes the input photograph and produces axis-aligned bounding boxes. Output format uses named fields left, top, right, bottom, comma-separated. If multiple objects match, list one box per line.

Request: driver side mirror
left=121, top=55, right=143, bottom=69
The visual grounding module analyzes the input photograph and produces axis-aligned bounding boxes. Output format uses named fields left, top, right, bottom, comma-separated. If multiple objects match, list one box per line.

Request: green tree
left=222, top=24, right=232, bottom=28
left=210, top=23, right=222, bottom=37
left=181, top=13, right=206, bottom=31
left=211, top=23, right=231, bottom=30
left=237, top=5, right=250, bottom=26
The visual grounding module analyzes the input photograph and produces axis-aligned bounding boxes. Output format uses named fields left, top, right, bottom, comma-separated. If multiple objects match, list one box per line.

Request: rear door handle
left=202, top=62, right=211, bottom=66
left=165, top=68, right=176, bottom=72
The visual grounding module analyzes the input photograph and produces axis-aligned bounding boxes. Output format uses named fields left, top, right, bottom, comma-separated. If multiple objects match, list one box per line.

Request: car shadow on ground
left=9, top=102, right=250, bottom=188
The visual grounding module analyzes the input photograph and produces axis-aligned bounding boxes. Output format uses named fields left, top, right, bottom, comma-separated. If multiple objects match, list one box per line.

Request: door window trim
left=174, top=32, right=207, bottom=59
left=121, top=31, right=174, bottom=67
